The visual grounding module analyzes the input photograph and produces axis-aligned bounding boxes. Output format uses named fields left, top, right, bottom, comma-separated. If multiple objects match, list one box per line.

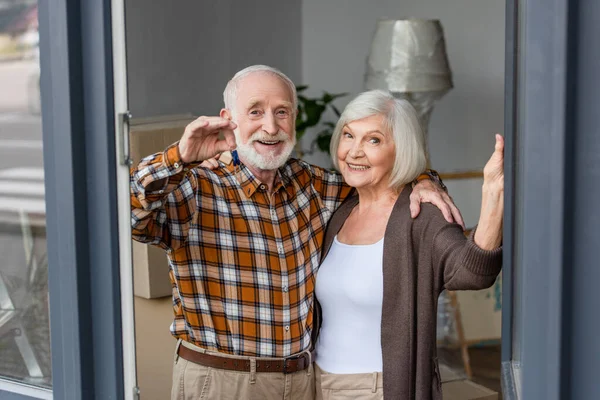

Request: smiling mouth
left=347, top=163, right=371, bottom=171
left=255, top=140, right=281, bottom=146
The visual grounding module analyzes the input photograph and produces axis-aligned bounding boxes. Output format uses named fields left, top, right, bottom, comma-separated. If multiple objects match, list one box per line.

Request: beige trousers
left=315, top=363, right=383, bottom=400
left=171, top=340, right=315, bottom=400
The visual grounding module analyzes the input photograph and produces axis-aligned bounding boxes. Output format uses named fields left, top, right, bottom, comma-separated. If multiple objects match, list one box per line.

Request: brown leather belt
left=177, top=344, right=313, bottom=374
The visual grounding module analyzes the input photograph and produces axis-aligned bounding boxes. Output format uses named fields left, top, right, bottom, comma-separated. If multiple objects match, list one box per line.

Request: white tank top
left=315, top=235, right=384, bottom=373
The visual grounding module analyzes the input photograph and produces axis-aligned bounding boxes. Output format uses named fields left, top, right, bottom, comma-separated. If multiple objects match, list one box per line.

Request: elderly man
left=130, top=65, right=462, bottom=400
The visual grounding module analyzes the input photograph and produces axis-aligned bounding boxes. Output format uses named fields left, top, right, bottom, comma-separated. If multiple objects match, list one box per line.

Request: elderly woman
left=312, top=90, right=503, bottom=400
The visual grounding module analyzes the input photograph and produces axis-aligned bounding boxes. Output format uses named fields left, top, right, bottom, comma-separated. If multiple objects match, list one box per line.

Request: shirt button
left=285, top=326, right=290, bottom=332
left=174, top=162, right=180, bottom=168
left=260, top=184, right=266, bottom=190
left=277, top=245, right=284, bottom=253
left=283, top=286, right=288, bottom=292
left=159, top=189, right=164, bottom=194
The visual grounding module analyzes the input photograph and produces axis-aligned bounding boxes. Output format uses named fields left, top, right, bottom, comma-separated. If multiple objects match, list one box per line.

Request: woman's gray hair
left=330, top=90, right=427, bottom=190
left=223, top=65, right=297, bottom=116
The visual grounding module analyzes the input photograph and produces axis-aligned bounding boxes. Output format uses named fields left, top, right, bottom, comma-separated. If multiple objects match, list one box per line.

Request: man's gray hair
left=223, top=65, right=297, bottom=115
left=330, top=90, right=427, bottom=190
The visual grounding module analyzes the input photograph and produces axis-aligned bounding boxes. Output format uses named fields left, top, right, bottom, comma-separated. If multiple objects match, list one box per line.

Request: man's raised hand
left=178, top=116, right=237, bottom=164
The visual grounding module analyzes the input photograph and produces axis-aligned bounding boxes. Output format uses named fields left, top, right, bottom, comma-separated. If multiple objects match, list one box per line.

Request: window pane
left=0, top=1, right=51, bottom=389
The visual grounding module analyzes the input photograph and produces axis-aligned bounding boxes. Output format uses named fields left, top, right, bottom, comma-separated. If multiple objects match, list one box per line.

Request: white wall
left=125, top=0, right=302, bottom=118
left=301, top=0, right=505, bottom=226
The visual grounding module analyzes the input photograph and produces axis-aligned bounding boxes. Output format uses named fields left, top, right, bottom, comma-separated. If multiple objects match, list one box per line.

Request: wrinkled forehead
left=345, top=114, right=391, bottom=135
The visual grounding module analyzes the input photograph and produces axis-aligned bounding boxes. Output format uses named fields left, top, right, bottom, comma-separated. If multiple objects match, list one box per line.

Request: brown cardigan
left=312, top=187, right=502, bottom=399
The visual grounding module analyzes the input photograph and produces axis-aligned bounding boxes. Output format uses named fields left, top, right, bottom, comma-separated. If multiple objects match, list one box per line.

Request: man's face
left=229, top=73, right=296, bottom=170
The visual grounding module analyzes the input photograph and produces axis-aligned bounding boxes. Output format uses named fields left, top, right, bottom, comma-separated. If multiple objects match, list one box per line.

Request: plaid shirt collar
left=224, top=159, right=291, bottom=198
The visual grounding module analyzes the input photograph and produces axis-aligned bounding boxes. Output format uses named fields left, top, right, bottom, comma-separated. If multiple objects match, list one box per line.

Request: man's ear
left=220, top=108, right=232, bottom=120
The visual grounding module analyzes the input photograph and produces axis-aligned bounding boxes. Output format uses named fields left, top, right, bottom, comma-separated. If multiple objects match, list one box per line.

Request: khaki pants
left=315, top=363, right=383, bottom=400
left=171, top=340, right=315, bottom=400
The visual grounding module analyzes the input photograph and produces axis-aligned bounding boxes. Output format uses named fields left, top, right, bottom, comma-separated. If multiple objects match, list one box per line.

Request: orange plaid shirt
left=131, top=143, right=352, bottom=357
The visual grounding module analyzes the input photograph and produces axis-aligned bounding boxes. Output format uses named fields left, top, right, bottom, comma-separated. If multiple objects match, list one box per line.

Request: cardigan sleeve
left=430, top=221, right=502, bottom=292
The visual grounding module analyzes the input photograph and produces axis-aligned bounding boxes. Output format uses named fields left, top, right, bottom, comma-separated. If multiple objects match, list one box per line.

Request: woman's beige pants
left=315, top=363, right=383, bottom=400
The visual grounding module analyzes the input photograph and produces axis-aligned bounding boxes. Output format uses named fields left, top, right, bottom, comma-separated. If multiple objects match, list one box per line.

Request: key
left=232, top=149, right=240, bottom=174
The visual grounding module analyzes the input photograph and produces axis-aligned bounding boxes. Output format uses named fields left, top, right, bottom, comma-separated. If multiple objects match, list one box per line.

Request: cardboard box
left=129, top=115, right=195, bottom=299
left=442, top=380, right=498, bottom=400
left=441, top=363, right=498, bottom=400
left=455, top=272, right=502, bottom=344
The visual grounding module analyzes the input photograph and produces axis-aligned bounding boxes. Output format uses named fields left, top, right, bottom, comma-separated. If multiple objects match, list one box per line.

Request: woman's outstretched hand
left=482, top=134, right=504, bottom=192
left=475, top=134, right=504, bottom=250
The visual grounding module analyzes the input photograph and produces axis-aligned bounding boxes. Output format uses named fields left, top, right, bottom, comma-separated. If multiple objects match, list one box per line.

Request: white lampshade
left=365, top=18, right=453, bottom=93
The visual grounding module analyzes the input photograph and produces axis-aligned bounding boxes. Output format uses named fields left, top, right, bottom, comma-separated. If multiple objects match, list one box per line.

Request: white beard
left=235, top=129, right=296, bottom=170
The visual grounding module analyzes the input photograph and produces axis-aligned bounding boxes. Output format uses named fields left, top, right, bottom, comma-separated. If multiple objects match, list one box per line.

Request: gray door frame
left=40, top=0, right=124, bottom=398
left=502, top=0, right=600, bottom=399
left=500, top=0, right=519, bottom=397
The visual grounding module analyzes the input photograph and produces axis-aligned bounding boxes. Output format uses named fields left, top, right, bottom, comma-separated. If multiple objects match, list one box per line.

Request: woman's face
left=336, top=114, right=396, bottom=192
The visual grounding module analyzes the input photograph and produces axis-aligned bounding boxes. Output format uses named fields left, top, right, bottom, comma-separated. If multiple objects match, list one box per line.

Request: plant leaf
left=330, top=105, right=342, bottom=117
left=303, top=100, right=326, bottom=127
left=295, top=87, right=346, bottom=154
left=315, top=130, right=333, bottom=153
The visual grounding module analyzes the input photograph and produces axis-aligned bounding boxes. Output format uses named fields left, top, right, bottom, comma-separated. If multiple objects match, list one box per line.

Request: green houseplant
left=294, top=85, right=347, bottom=159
